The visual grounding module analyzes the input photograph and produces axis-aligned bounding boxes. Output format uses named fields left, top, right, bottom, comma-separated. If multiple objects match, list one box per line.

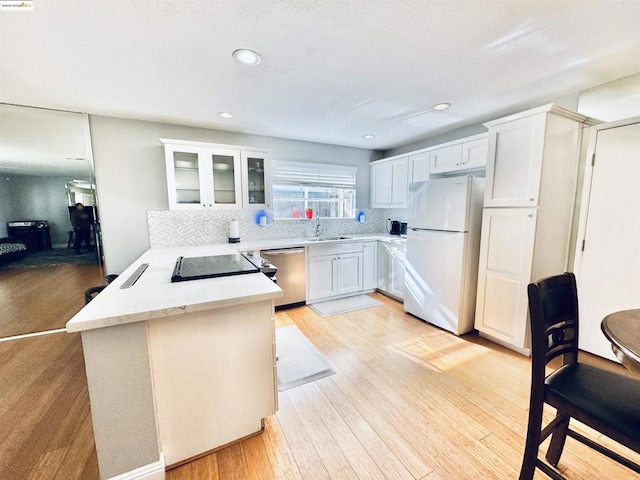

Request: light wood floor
left=2, top=284, right=638, bottom=479
left=169, top=293, right=639, bottom=480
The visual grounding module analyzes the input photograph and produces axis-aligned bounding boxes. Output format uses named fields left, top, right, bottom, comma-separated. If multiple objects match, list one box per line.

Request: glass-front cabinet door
left=241, top=150, right=271, bottom=208
left=165, top=144, right=205, bottom=210
left=209, top=149, right=241, bottom=208
left=163, top=141, right=241, bottom=209
left=173, top=152, right=201, bottom=205
left=162, top=139, right=267, bottom=210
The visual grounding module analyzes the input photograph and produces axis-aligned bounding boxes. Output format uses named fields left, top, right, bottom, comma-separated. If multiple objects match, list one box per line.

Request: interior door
left=574, top=120, right=640, bottom=361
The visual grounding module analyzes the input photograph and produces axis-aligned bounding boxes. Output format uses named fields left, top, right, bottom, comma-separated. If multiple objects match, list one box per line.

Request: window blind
left=272, top=160, right=357, bottom=187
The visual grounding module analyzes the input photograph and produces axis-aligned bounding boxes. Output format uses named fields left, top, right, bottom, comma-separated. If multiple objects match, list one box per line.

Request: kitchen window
left=272, top=161, right=357, bottom=219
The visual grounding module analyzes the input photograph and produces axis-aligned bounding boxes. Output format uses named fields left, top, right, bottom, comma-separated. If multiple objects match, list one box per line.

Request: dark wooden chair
left=520, top=272, right=640, bottom=479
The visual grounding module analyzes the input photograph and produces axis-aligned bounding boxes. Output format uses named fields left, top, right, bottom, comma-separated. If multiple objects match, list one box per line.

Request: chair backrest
left=527, top=272, right=580, bottom=375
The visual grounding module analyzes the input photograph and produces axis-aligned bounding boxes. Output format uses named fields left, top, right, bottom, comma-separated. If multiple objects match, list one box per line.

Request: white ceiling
left=1, top=0, right=640, bottom=152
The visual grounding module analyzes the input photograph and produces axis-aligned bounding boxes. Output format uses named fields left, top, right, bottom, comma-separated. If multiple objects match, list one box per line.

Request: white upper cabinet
left=370, top=156, right=408, bottom=208
left=461, top=136, right=489, bottom=171
left=483, top=114, right=546, bottom=207
left=409, top=151, right=430, bottom=183
left=483, top=106, right=596, bottom=208
left=240, top=151, right=272, bottom=208
left=430, top=143, right=463, bottom=174
left=161, top=139, right=270, bottom=210
left=429, top=135, right=488, bottom=175
left=371, top=134, right=487, bottom=210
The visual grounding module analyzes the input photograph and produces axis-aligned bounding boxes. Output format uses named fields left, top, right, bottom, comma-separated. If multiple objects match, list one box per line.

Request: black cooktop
left=171, top=253, right=259, bottom=283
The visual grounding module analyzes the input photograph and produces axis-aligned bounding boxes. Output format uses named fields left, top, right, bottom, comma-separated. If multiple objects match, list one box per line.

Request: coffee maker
left=386, top=219, right=401, bottom=235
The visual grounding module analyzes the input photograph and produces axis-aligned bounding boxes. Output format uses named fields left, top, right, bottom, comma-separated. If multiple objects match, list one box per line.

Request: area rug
left=309, top=294, right=382, bottom=318
left=276, top=325, right=336, bottom=391
left=0, top=247, right=99, bottom=270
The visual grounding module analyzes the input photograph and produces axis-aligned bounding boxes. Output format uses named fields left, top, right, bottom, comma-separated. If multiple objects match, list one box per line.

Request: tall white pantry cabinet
left=474, top=104, right=598, bottom=355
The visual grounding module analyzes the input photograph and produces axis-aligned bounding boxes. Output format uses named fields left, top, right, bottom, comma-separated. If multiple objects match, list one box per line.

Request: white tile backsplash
left=148, top=209, right=406, bottom=247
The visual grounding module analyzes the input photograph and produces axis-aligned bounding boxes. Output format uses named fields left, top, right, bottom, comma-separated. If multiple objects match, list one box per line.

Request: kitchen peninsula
left=66, top=244, right=282, bottom=480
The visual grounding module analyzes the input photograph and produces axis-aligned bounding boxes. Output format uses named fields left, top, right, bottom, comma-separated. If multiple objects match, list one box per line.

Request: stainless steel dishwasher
left=260, top=247, right=306, bottom=309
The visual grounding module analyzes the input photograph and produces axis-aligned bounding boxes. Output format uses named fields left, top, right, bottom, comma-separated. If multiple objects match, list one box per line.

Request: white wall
left=89, top=116, right=381, bottom=274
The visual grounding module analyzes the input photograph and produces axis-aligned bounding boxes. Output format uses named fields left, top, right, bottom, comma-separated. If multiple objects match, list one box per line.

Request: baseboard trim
left=478, top=331, right=531, bottom=357
left=0, top=328, right=66, bottom=343
left=108, top=454, right=165, bottom=480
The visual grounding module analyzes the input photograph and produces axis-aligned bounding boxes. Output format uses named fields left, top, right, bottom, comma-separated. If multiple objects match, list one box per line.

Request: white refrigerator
left=403, top=175, right=484, bottom=335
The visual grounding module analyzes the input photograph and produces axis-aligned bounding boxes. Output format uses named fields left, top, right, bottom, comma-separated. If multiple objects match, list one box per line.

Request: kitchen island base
left=148, top=300, right=277, bottom=468
left=78, top=295, right=278, bottom=479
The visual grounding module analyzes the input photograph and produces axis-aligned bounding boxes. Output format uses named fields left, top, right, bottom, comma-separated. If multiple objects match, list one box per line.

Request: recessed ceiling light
left=363, top=134, right=375, bottom=140
left=433, top=102, right=451, bottom=111
left=232, top=49, right=262, bottom=66
left=217, top=112, right=233, bottom=119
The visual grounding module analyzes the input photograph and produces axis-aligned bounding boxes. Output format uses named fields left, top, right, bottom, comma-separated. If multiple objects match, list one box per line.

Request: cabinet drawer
left=308, top=241, right=363, bottom=257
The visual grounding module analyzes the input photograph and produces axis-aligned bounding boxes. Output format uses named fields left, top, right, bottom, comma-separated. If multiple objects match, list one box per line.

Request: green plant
left=306, top=207, right=313, bottom=211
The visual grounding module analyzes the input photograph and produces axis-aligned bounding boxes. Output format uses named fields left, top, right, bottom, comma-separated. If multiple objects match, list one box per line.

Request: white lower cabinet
left=362, top=241, right=377, bottom=291
left=390, top=257, right=405, bottom=299
left=377, top=241, right=405, bottom=300
left=307, top=242, right=363, bottom=302
left=308, top=255, right=337, bottom=300
left=475, top=208, right=537, bottom=353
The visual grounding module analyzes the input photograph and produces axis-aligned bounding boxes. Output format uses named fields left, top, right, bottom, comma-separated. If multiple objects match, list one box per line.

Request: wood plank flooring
left=0, top=263, right=104, bottom=338
left=2, top=282, right=638, bottom=479
left=0, top=262, right=102, bottom=480
left=169, top=293, right=639, bottom=480
left=0, top=332, right=98, bottom=480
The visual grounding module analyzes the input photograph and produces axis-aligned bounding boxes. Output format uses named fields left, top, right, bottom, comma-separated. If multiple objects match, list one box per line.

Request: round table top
left=602, top=309, right=640, bottom=370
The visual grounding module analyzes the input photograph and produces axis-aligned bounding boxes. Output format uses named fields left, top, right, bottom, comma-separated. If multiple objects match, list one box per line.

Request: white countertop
left=66, top=234, right=406, bottom=333
left=237, top=233, right=406, bottom=251
left=66, top=244, right=283, bottom=333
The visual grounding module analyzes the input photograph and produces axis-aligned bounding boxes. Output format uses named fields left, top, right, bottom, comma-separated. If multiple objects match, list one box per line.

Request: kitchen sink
left=307, top=236, right=352, bottom=242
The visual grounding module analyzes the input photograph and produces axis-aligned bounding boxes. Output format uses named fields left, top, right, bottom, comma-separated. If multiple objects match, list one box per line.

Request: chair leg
left=546, top=413, right=570, bottom=466
left=519, top=398, right=545, bottom=480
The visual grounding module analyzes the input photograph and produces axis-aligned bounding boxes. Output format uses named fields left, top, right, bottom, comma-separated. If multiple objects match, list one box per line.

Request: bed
left=0, top=237, right=28, bottom=265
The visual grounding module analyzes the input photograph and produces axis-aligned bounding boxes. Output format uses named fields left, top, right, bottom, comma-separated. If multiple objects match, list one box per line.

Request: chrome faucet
left=315, top=217, right=323, bottom=237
